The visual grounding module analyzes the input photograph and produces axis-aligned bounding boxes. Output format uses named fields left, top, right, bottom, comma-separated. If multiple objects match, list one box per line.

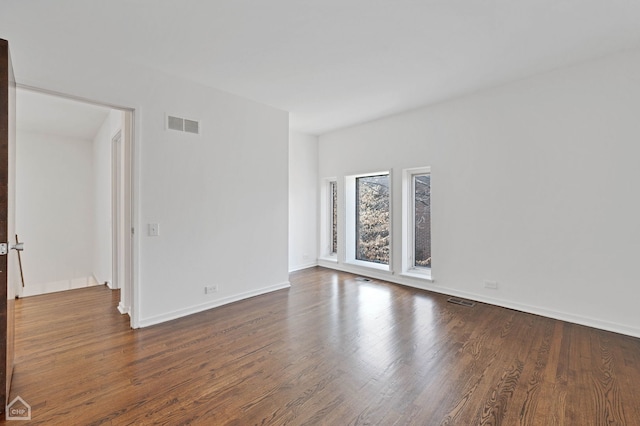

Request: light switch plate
left=148, top=223, right=160, bottom=237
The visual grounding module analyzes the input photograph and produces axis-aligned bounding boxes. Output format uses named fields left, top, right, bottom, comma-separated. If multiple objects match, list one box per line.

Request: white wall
left=10, top=47, right=290, bottom=327
left=92, top=110, right=123, bottom=287
left=319, top=48, right=640, bottom=337
left=289, top=131, right=318, bottom=271
left=137, top=88, right=289, bottom=325
left=16, top=131, right=95, bottom=296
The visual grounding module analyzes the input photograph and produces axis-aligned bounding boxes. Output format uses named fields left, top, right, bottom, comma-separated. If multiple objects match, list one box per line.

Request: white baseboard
left=429, top=286, right=640, bottom=339
left=21, top=275, right=101, bottom=298
left=317, top=261, right=640, bottom=339
left=138, top=281, right=291, bottom=328
left=93, top=274, right=120, bottom=290
left=117, top=302, right=130, bottom=315
left=288, top=262, right=318, bottom=273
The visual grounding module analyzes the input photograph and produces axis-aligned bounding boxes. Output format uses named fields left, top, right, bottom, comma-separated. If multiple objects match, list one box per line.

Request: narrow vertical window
left=320, top=178, right=339, bottom=261
left=413, top=174, right=431, bottom=268
left=355, top=174, right=390, bottom=265
left=402, top=167, right=431, bottom=278
left=330, top=180, right=338, bottom=255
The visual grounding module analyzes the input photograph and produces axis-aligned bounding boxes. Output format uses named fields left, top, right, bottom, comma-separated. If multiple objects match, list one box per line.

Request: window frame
left=345, top=171, right=392, bottom=271
left=329, top=180, right=338, bottom=256
left=319, top=178, right=338, bottom=262
left=402, top=167, right=432, bottom=280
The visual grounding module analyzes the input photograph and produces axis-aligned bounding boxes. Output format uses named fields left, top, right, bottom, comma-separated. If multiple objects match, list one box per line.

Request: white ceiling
left=3, top=0, right=640, bottom=135
left=16, top=89, right=112, bottom=141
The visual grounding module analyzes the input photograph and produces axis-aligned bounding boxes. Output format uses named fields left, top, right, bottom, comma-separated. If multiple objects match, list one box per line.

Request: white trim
left=436, top=287, right=640, bottom=339
left=388, top=168, right=395, bottom=270
left=317, top=255, right=338, bottom=263
left=318, top=262, right=640, bottom=339
left=329, top=180, right=338, bottom=255
left=119, top=111, right=134, bottom=322
left=16, top=83, right=134, bottom=112
left=344, top=170, right=392, bottom=270
left=319, top=177, right=338, bottom=259
left=20, top=275, right=101, bottom=298
left=17, top=83, right=140, bottom=329
left=344, top=175, right=356, bottom=261
left=400, top=270, right=433, bottom=282
left=345, top=258, right=390, bottom=271
left=402, top=166, right=431, bottom=276
left=138, top=281, right=291, bottom=328
left=117, top=302, right=130, bottom=315
left=318, top=258, right=394, bottom=280
left=111, top=130, right=123, bottom=291
left=130, top=107, right=141, bottom=329
left=289, top=262, right=319, bottom=272
left=91, top=273, right=103, bottom=286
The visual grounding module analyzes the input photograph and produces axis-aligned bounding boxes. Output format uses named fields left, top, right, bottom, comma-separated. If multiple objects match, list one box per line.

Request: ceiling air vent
left=166, top=114, right=200, bottom=135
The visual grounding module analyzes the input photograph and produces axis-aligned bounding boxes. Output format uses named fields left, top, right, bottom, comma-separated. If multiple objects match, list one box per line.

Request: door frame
left=16, top=84, right=139, bottom=328
left=0, top=37, right=17, bottom=412
left=111, top=130, right=123, bottom=291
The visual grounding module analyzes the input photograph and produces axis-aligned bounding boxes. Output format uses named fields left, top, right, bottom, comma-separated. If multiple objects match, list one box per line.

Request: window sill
left=345, top=259, right=390, bottom=272
left=400, top=270, right=434, bottom=282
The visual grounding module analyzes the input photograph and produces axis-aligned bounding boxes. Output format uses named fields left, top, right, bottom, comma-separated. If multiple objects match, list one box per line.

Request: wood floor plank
left=1, top=267, right=639, bottom=425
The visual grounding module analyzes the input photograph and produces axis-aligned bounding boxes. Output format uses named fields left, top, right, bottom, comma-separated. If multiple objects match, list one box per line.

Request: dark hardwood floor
left=2, top=267, right=640, bottom=425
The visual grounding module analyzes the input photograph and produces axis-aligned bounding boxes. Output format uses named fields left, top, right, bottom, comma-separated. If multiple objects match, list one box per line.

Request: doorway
left=15, top=87, right=135, bottom=324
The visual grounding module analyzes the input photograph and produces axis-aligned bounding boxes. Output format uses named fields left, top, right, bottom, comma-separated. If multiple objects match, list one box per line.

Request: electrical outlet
left=484, top=280, right=498, bottom=290
left=204, top=285, right=218, bottom=294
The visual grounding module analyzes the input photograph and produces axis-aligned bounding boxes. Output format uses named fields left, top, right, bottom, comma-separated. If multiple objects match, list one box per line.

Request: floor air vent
left=355, top=277, right=372, bottom=282
left=447, top=297, right=476, bottom=307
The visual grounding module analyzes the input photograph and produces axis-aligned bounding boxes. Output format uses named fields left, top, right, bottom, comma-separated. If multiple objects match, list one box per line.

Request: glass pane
left=330, top=181, right=338, bottom=254
left=414, top=175, right=431, bottom=268
left=356, top=175, right=390, bottom=264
